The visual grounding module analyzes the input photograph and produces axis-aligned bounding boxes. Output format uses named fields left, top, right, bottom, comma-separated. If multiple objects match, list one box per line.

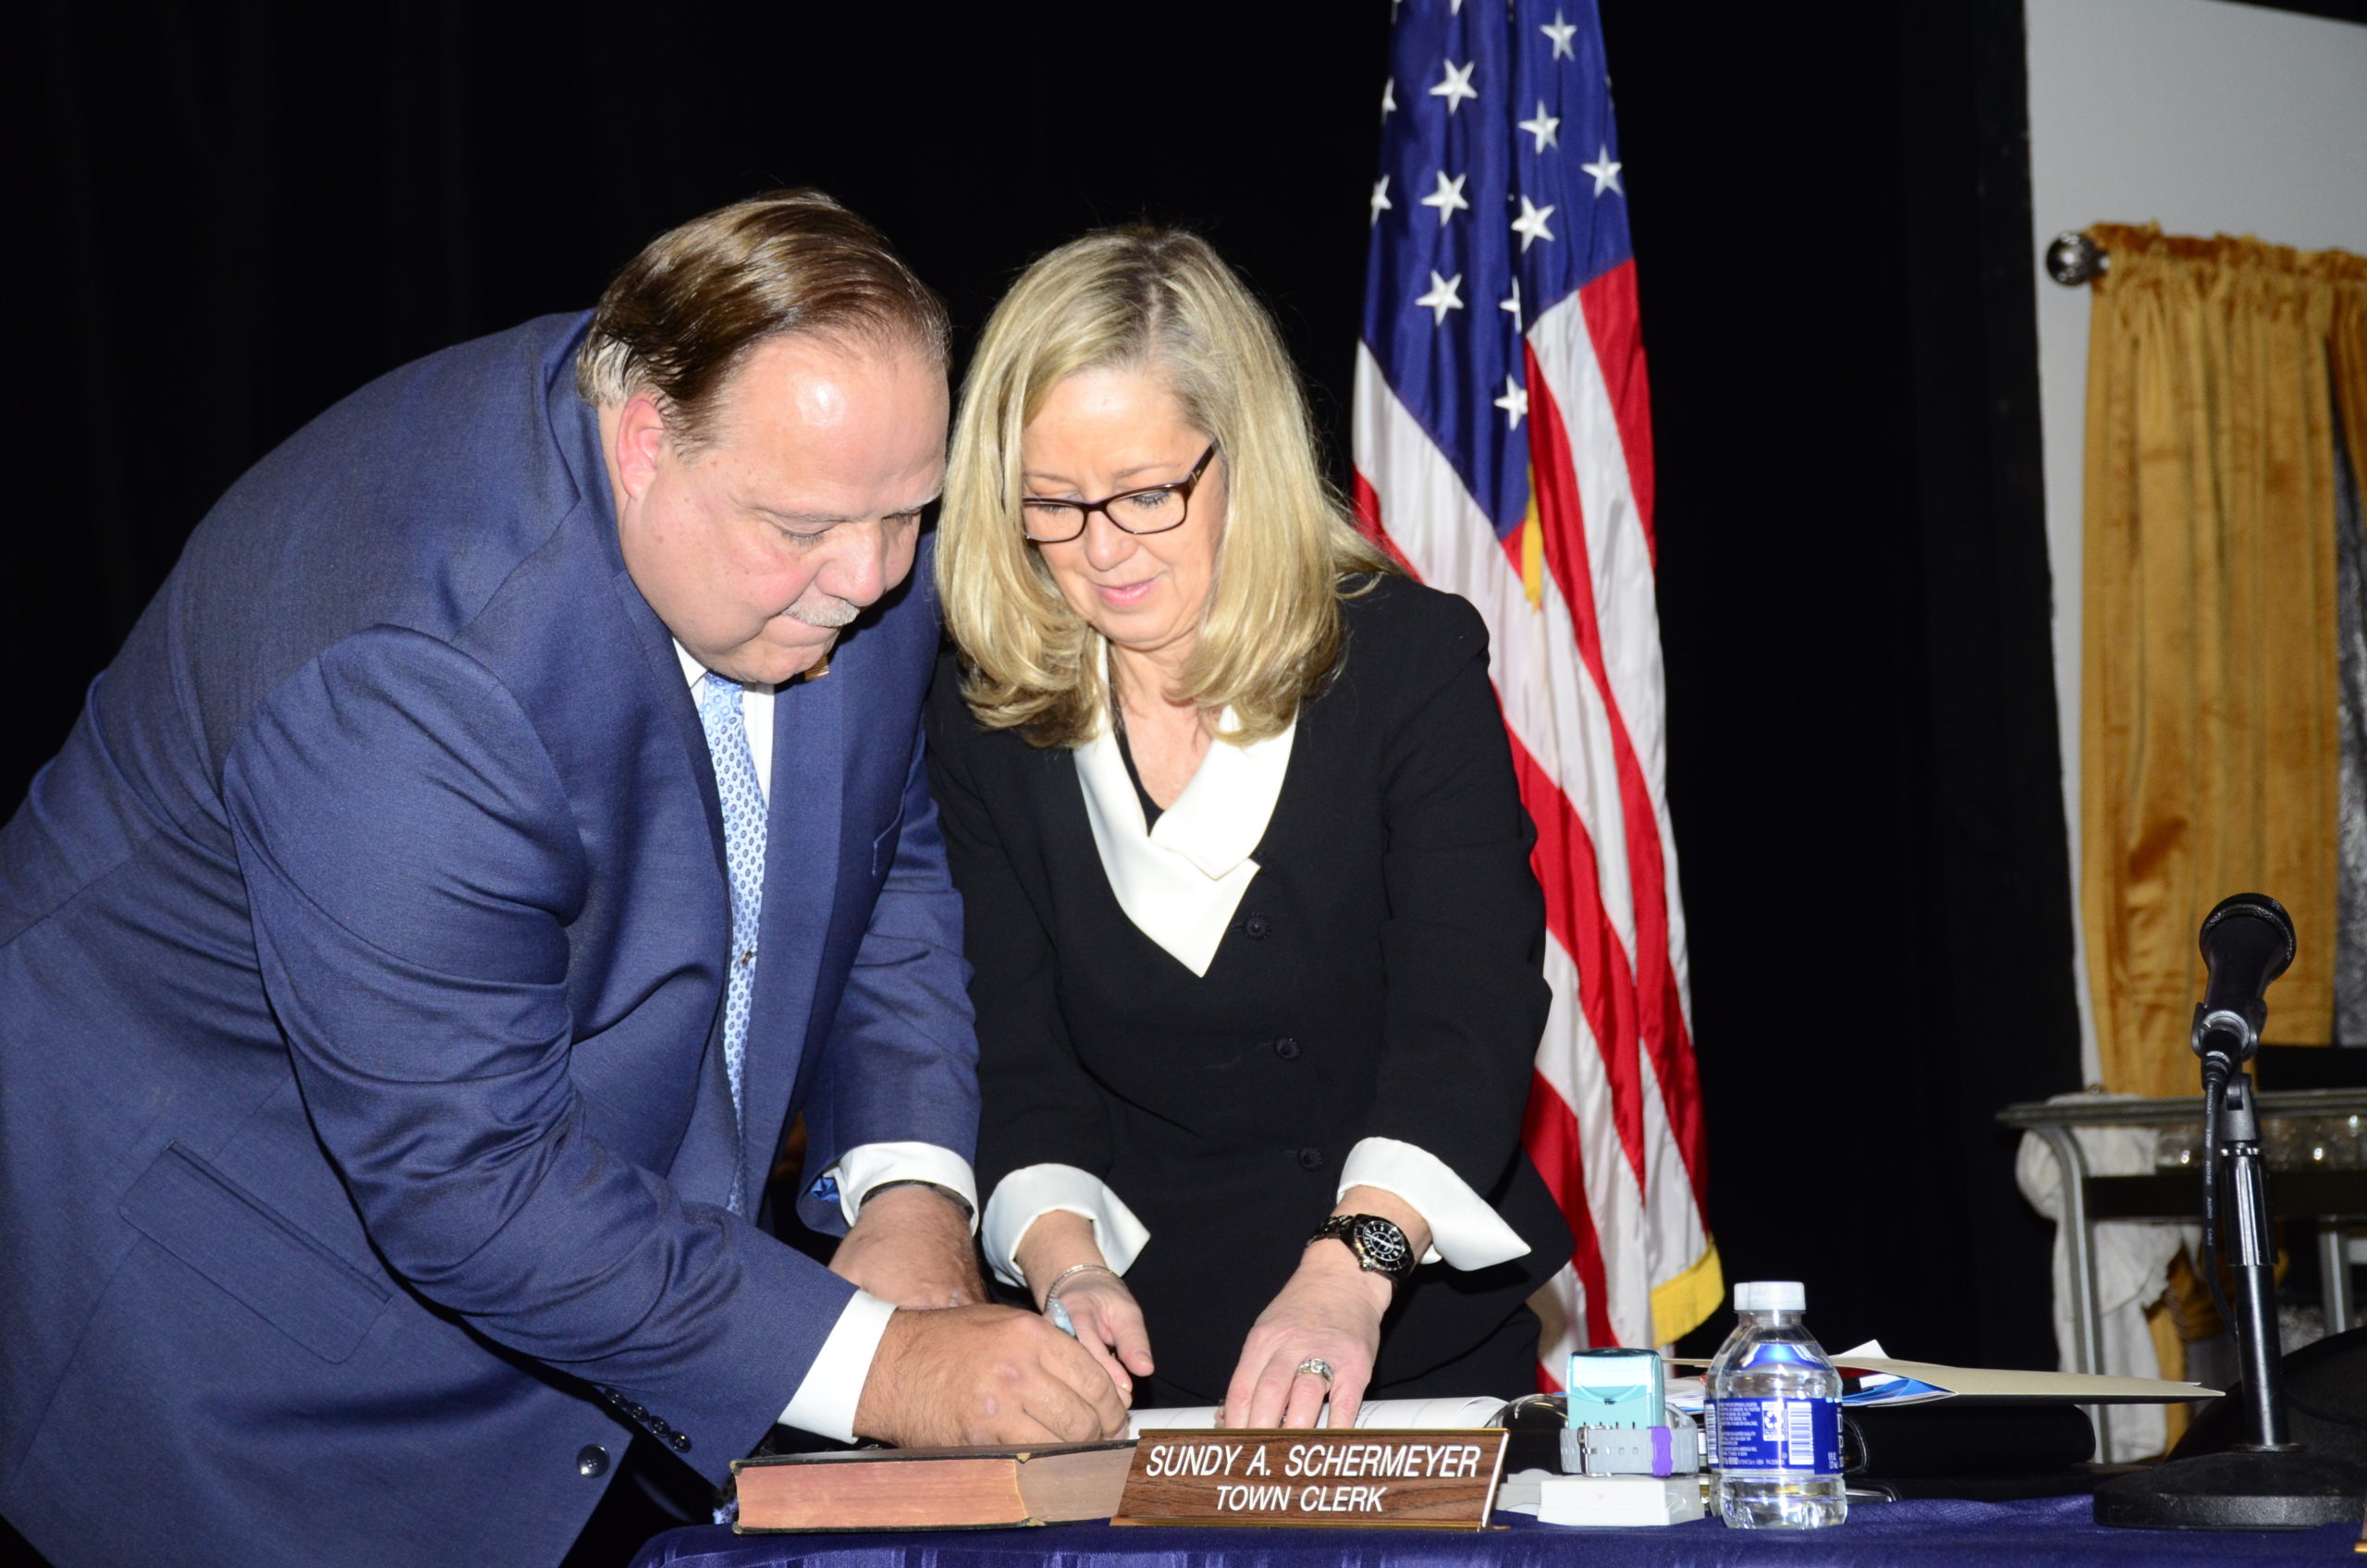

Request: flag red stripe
left=1356, top=472, right=1644, bottom=1338
left=1522, top=1069, right=1617, bottom=1350
left=1523, top=343, right=1711, bottom=1209
left=1504, top=724, right=1648, bottom=1193
left=1576, top=262, right=1658, bottom=562
left=1350, top=472, right=1418, bottom=578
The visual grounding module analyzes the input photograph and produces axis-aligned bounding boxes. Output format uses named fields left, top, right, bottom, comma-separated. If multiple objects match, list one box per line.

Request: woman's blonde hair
left=938, top=227, right=1392, bottom=748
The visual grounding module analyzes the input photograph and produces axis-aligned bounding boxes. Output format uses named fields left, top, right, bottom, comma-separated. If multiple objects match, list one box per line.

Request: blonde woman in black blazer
left=926, top=227, right=1571, bottom=1426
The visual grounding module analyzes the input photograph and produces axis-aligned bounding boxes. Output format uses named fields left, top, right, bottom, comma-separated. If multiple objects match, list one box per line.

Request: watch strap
left=1308, top=1212, right=1417, bottom=1282
left=864, top=1178, right=975, bottom=1221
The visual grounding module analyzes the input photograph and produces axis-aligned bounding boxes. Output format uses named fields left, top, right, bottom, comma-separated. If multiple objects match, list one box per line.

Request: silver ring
left=1295, top=1357, right=1335, bottom=1383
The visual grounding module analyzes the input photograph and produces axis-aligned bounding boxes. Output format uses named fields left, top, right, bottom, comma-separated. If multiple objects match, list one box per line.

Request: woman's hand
left=1015, top=1210, right=1155, bottom=1404
left=1221, top=1241, right=1392, bottom=1428
left=1046, top=1268, right=1155, bottom=1404
left=1221, top=1188, right=1432, bottom=1429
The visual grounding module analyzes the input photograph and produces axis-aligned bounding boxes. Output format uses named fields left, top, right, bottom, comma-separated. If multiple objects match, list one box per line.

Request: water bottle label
left=1712, top=1396, right=1841, bottom=1475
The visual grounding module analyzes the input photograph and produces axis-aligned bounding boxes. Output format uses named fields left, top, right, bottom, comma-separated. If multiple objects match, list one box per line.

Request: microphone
left=2190, top=893, right=2296, bottom=1067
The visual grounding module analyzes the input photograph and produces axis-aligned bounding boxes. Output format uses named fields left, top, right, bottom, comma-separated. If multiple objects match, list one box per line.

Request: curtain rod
left=2046, top=231, right=2107, bottom=286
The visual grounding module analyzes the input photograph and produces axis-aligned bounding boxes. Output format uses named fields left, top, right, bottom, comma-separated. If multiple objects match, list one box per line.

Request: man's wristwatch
left=864, top=1179, right=975, bottom=1221
left=1307, top=1213, right=1417, bottom=1283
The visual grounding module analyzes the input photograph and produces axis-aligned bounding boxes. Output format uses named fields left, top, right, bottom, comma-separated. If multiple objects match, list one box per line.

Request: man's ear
left=612, top=393, right=672, bottom=502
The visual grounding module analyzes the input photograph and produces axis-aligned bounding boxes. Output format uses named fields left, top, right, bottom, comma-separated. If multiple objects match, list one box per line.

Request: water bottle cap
left=1734, top=1280, right=1806, bottom=1312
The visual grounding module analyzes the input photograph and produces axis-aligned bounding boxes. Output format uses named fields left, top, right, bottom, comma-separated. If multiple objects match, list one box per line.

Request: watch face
left=1354, top=1217, right=1414, bottom=1277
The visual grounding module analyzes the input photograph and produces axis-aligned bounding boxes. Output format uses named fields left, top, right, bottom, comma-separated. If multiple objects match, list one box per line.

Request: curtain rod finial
left=2046, top=231, right=2109, bottom=287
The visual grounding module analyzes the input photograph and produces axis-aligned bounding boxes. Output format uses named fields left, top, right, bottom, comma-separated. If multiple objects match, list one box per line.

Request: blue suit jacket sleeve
left=793, top=703, right=979, bottom=1237
left=223, top=625, right=852, bottom=1477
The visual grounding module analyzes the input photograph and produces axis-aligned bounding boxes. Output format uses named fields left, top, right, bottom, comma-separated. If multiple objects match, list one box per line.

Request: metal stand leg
left=2217, top=1076, right=2289, bottom=1452
left=2320, top=1221, right=2355, bottom=1334
left=2038, top=1126, right=2109, bottom=1459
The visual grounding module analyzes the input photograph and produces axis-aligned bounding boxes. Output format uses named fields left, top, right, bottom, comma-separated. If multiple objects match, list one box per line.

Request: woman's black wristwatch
left=1307, top=1213, right=1417, bottom=1283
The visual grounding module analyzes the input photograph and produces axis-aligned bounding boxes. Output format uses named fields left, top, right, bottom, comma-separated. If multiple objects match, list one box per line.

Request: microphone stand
left=2095, top=1053, right=2366, bottom=1528
left=2215, top=1069, right=2289, bottom=1452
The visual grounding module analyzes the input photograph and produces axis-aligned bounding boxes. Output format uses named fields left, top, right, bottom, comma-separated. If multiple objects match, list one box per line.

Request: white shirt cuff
left=827, top=1142, right=979, bottom=1232
left=777, top=1290, right=896, bottom=1442
left=1338, top=1136, right=1530, bottom=1269
left=980, top=1163, right=1153, bottom=1288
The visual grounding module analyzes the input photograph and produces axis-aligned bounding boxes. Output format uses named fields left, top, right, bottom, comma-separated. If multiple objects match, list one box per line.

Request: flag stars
left=1369, top=176, right=1392, bottom=226
left=1581, top=145, right=1624, bottom=196
left=1429, top=58, right=1478, bottom=114
left=1511, top=194, right=1557, bottom=252
left=1518, top=102, right=1561, bottom=153
left=1540, top=12, right=1578, bottom=60
left=1380, top=78, right=1396, bottom=120
left=1413, top=270, right=1465, bottom=326
left=1494, top=374, right=1528, bottom=430
left=1419, top=170, right=1470, bottom=226
left=1501, top=279, right=1523, bottom=328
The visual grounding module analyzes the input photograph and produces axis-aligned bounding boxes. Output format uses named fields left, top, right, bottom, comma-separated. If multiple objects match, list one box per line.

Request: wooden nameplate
left=1111, top=1429, right=1507, bottom=1529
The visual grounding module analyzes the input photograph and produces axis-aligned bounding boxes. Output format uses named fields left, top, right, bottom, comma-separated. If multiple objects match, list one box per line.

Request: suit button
left=1244, top=913, right=1272, bottom=939
left=625, top=1403, right=648, bottom=1420
left=577, top=1444, right=610, bottom=1478
left=670, top=1431, right=694, bottom=1452
left=1273, top=1036, right=1302, bottom=1060
left=1296, top=1145, right=1325, bottom=1170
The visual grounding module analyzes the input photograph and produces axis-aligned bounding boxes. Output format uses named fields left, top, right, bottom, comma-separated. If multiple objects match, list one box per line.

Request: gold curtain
left=2081, top=224, right=2367, bottom=1097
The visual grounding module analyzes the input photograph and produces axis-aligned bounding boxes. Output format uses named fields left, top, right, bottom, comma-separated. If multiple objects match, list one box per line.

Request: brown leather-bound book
left=731, top=1440, right=1138, bottom=1532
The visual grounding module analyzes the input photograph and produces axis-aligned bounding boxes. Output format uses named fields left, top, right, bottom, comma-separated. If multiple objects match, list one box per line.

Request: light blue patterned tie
left=695, top=672, right=765, bottom=1217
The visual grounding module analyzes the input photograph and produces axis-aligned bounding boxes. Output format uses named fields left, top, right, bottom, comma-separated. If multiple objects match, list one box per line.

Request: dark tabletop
left=630, top=1494, right=2361, bottom=1568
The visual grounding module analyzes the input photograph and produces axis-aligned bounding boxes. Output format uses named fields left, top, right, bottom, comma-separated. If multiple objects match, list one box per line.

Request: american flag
left=1351, top=0, right=1717, bottom=1364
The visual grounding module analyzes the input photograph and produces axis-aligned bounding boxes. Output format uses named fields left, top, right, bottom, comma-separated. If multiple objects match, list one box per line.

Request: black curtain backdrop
left=10, top=1, right=2082, bottom=1374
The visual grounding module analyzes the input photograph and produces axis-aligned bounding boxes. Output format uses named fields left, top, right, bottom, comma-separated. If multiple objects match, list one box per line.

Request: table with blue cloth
left=627, top=1495, right=2362, bottom=1567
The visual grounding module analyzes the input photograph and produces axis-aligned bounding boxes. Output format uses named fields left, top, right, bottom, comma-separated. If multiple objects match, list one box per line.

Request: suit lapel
left=601, top=568, right=744, bottom=1210
left=557, top=368, right=739, bottom=1207
left=608, top=573, right=728, bottom=876
left=741, top=661, right=845, bottom=1212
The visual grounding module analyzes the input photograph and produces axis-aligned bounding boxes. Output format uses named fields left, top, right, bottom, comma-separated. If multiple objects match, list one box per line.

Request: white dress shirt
left=673, top=643, right=978, bottom=1440
left=979, top=711, right=1528, bottom=1291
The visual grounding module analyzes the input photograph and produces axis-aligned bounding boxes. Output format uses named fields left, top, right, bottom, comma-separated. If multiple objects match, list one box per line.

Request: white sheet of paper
left=1127, top=1395, right=1503, bottom=1436
left=1823, top=1340, right=2218, bottom=1403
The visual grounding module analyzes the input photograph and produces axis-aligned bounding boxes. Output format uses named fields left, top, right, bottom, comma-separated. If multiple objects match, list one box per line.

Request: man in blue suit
left=0, top=191, right=1122, bottom=1568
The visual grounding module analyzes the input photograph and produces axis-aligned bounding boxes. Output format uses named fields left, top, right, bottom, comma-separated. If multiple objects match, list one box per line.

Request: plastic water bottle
left=1707, top=1280, right=1846, bottom=1528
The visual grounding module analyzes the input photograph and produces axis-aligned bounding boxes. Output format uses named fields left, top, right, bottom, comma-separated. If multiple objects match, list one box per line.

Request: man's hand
left=852, top=1305, right=1131, bottom=1447
left=829, top=1182, right=985, bottom=1309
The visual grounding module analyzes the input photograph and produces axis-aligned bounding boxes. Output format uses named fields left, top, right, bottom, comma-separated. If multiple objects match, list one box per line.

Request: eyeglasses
left=1019, top=443, right=1219, bottom=544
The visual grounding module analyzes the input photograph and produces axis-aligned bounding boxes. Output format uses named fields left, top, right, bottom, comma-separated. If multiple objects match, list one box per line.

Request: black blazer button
left=670, top=1431, right=694, bottom=1452
left=1244, top=913, right=1272, bottom=939
left=1273, top=1036, right=1302, bottom=1060
left=577, top=1444, right=610, bottom=1477
left=1297, top=1145, right=1325, bottom=1170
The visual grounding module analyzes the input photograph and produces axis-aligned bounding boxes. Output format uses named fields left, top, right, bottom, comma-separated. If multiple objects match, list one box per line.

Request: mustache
left=784, top=594, right=862, bottom=630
